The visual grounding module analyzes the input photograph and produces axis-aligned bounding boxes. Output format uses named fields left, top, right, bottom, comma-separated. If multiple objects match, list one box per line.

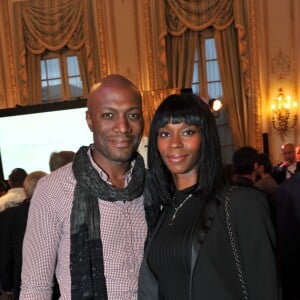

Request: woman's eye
left=182, top=129, right=195, bottom=136
left=158, top=131, right=171, bottom=137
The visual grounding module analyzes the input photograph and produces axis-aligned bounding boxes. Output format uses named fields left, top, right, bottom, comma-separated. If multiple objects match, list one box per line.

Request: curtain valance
left=165, top=0, right=233, bottom=36
left=22, top=0, right=84, bottom=53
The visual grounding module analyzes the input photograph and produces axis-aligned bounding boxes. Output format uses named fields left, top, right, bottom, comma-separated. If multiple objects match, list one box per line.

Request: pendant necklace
left=169, top=193, right=193, bottom=225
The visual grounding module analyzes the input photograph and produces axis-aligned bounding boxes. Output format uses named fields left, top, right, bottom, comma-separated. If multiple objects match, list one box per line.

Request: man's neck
left=238, top=173, right=256, bottom=183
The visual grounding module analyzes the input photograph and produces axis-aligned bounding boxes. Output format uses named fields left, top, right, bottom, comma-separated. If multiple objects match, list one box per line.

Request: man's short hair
left=232, top=146, right=258, bottom=175
left=8, top=168, right=27, bottom=187
left=49, top=151, right=75, bottom=172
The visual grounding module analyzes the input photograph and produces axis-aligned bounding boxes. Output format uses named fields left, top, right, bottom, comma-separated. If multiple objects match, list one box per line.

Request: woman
left=139, top=93, right=281, bottom=299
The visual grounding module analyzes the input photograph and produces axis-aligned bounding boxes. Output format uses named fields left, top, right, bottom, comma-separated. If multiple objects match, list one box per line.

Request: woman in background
left=138, top=93, right=281, bottom=300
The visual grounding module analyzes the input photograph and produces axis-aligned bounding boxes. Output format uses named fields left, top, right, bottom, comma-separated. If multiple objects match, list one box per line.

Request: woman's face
left=157, top=121, right=201, bottom=179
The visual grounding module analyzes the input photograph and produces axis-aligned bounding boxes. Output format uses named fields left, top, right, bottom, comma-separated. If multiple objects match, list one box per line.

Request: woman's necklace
left=169, top=193, right=193, bottom=225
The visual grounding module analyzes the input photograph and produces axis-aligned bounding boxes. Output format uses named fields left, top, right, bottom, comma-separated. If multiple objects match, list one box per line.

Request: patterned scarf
left=70, top=146, right=146, bottom=299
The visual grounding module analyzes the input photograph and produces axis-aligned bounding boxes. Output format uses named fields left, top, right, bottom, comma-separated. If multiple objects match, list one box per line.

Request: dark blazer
left=276, top=170, right=300, bottom=299
left=272, top=162, right=300, bottom=184
left=138, top=186, right=281, bottom=300
left=0, top=200, right=30, bottom=299
left=0, top=208, right=14, bottom=292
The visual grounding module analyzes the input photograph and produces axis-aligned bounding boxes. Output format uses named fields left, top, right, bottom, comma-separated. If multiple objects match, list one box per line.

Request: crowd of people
left=0, top=74, right=298, bottom=300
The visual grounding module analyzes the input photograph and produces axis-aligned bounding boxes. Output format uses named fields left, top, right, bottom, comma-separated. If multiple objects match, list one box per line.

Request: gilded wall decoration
left=271, top=49, right=291, bottom=80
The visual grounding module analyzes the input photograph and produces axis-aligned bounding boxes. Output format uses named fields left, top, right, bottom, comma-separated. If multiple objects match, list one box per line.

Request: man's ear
left=86, top=110, right=93, bottom=132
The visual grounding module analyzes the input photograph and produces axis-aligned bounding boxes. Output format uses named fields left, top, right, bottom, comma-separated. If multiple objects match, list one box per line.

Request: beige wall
left=1, top=0, right=300, bottom=162
left=255, top=0, right=300, bottom=162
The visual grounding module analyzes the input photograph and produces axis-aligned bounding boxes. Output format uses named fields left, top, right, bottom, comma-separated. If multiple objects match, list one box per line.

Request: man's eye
left=128, top=113, right=141, bottom=120
left=102, top=112, right=114, bottom=119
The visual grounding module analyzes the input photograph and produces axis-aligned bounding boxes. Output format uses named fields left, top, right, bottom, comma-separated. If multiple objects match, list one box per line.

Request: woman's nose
left=169, top=134, right=183, bottom=148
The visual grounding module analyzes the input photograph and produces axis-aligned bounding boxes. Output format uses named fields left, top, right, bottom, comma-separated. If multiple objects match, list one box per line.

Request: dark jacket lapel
left=190, top=189, right=224, bottom=285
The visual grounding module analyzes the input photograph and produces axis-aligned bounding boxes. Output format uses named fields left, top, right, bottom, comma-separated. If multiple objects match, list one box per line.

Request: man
left=49, top=150, right=75, bottom=172
left=272, top=143, right=300, bottom=184
left=232, top=146, right=259, bottom=187
left=20, top=74, right=158, bottom=299
left=295, top=144, right=300, bottom=162
left=276, top=168, right=300, bottom=300
left=255, top=152, right=278, bottom=225
left=0, top=171, right=47, bottom=300
left=0, top=168, right=27, bottom=213
left=0, top=168, right=27, bottom=295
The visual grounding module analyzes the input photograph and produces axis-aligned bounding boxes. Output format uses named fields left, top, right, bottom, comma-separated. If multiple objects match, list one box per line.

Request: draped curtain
left=14, top=0, right=101, bottom=105
left=159, top=0, right=251, bottom=148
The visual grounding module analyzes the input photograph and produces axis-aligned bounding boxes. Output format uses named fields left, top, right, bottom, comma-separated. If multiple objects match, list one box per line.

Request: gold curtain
left=14, top=0, right=101, bottom=105
left=158, top=0, right=251, bottom=148
left=215, top=28, right=247, bottom=148
left=166, top=30, right=197, bottom=90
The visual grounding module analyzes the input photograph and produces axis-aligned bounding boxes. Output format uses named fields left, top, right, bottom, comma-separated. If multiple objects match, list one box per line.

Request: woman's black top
left=147, top=185, right=205, bottom=300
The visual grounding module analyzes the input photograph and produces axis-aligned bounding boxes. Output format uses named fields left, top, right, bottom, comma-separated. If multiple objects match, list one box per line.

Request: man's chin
left=110, top=150, right=137, bottom=163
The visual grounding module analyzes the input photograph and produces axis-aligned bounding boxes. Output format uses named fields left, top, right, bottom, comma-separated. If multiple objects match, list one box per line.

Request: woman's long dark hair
left=147, top=93, right=224, bottom=205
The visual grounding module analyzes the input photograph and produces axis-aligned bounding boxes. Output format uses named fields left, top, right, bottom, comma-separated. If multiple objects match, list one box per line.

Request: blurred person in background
left=255, top=152, right=278, bottom=226
left=0, top=171, right=47, bottom=299
left=295, top=144, right=300, bottom=162
left=0, top=168, right=27, bottom=297
left=49, top=151, right=75, bottom=172
left=276, top=167, right=300, bottom=300
left=0, top=180, right=9, bottom=197
left=0, top=168, right=27, bottom=213
left=273, top=143, right=300, bottom=184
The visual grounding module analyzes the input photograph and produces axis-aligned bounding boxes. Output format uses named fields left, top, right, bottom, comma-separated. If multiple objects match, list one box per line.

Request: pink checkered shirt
left=20, top=149, right=147, bottom=300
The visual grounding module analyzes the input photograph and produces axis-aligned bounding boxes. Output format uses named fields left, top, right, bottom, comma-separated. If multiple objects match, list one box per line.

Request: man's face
left=86, top=85, right=144, bottom=166
left=296, top=147, right=300, bottom=162
left=282, top=144, right=296, bottom=164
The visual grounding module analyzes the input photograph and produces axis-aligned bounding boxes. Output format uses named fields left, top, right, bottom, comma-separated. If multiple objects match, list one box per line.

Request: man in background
left=0, top=168, right=27, bottom=297
left=0, top=168, right=27, bottom=213
left=295, top=144, right=300, bottom=162
left=49, top=151, right=75, bottom=172
left=232, top=146, right=259, bottom=187
left=276, top=167, right=300, bottom=300
left=273, top=143, right=300, bottom=184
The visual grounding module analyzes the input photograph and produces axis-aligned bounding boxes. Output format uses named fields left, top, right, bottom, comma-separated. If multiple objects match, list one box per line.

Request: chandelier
left=271, top=87, right=298, bottom=139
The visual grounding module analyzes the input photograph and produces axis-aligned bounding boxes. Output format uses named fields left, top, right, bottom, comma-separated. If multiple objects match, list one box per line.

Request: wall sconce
left=209, top=98, right=223, bottom=117
left=271, top=87, right=298, bottom=139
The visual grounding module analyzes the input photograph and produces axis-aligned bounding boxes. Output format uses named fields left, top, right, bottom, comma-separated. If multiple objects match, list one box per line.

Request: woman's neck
left=173, top=174, right=198, bottom=191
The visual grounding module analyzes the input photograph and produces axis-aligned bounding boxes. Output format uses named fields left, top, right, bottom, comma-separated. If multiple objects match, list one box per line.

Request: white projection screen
left=0, top=100, right=92, bottom=179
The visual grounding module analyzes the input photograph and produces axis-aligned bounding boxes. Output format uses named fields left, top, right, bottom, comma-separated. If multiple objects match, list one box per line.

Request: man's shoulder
left=0, top=187, right=26, bottom=210
left=279, top=170, right=300, bottom=188
left=36, top=162, right=76, bottom=193
left=44, top=162, right=74, bottom=181
left=31, top=163, right=76, bottom=212
left=229, top=185, right=269, bottom=211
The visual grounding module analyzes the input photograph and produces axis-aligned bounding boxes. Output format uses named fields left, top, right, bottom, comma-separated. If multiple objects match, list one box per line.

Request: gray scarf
left=70, top=145, right=146, bottom=299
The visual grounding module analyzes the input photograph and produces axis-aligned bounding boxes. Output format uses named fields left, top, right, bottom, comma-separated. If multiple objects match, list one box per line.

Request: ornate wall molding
left=271, top=49, right=291, bottom=80
left=93, top=0, right=109, bottom=77
left=248, top=0, right=263, bottom=151
left=143, top=0, right=154, bottom=90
